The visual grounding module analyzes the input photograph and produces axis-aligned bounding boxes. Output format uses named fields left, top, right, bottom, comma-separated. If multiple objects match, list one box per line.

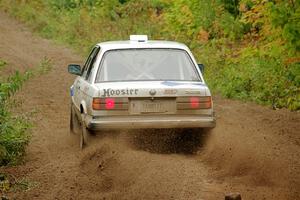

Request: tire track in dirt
left=0, top=11, right=299, bottom=200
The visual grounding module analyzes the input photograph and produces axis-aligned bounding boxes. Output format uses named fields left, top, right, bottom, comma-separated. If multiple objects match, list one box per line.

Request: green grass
left=0, top=172, right=38, bottom=193
left=0, top=59, right=7, bottom=70
left=0, top=59, right=29, bottom=165
left=0, top=58, right=52, bottom=166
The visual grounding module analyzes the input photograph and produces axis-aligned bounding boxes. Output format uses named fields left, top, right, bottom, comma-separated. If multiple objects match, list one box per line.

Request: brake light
left=187, top=96, right=212, bottom=109
left=105, top=98, right=115, bottom=110
left=190, top=97, right=199, bottom=108
left=177, top=96, right=212, bottom=110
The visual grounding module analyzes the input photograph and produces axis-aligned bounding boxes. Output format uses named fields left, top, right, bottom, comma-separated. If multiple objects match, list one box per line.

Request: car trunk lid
left=93, top=81, right=211, bottom=115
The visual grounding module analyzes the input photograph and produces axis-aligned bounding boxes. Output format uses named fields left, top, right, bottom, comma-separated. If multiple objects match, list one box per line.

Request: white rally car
left=68, top=35, right=215, bottom=148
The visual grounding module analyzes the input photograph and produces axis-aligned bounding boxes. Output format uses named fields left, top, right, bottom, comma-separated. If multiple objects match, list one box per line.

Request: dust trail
left=125, top=128, right=210, bottom=154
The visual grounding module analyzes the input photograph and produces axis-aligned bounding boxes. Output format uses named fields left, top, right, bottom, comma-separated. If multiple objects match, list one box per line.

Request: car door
left=78, top=46, right=101, bottom=114
left=73, top=46, right=100, bottom=111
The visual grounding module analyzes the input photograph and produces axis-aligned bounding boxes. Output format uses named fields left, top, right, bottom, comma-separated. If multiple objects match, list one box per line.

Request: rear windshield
left=95, top=49, right=201, bottom=82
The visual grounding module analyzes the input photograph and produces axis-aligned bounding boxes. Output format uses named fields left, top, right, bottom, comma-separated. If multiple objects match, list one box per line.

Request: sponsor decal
left=164, top=89, right=177, bottom=95
left=185, top=90, right=201, bottom=94
left=70, top=85, right=74, bottom=96
left=161, top=81, right=204, bottom=87
left=102, top=88, right=139, bottom=97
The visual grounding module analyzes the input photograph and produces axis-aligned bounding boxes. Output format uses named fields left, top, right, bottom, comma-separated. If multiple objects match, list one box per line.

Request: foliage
left=0, top=62, right=31, bottom=165
left=222, top=0, right=240, bottom=18
left=0, top=59, right=6, bottom=70
left=0, top=58, right=52, bottom=165
left=269, top=1, right=300, bottom=51
left=164, top=0, right=244, bottom=43
left=0, top=173, right=38, bottom=193
left=0, top=0, right=299, bottom=110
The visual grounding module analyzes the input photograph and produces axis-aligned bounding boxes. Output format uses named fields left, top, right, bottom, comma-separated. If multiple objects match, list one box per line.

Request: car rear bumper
left=85, top=115, right=216, bottom=130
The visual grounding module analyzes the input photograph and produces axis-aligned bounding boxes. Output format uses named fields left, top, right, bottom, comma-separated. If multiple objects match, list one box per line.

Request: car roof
left=96, top=40, right=190, bottom=51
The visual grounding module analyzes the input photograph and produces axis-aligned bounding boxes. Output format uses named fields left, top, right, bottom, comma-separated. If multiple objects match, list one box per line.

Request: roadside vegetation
left=0, top=0, right=299, bottom=110
left=0, top=60, right=6, bottom=70
left=0, top=172, right=38, bottom=194
left=0, top=58, right=52, bottom=166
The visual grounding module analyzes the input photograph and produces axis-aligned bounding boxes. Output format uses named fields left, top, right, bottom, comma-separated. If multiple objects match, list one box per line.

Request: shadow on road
left=127, top=128, right=210, bottom=155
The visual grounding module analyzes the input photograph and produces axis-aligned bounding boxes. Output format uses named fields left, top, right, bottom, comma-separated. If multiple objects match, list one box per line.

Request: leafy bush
left=222, top=0, right=240, bottom=18
left=0, top=70, right=31, bottom=165
left=0, top=58, right=52, bottom=165
left=270, top=1, right=300, bottom=51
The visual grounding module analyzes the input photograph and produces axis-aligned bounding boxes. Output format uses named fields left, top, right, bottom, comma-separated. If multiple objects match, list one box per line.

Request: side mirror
left=198, top=64, right=205, bottom=74
left=68, top=64, right=81, bottom=76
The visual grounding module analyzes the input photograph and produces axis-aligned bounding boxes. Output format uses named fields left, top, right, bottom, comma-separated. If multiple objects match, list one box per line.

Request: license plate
left=130, top=99, right=175, bottom=114
left=142, top=102, right=162, bottom=113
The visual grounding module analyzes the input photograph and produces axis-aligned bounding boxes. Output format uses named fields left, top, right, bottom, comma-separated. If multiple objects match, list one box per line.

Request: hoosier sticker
left=102, top=88, right=139, bottom=97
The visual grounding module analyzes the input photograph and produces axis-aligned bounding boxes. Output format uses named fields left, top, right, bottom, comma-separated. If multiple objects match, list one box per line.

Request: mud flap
left=80, top=114, right=92, bottom=149
left=70, top=103, right=80, bottom=134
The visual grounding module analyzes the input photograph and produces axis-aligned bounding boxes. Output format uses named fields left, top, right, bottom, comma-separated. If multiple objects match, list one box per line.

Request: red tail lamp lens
left=205, top=99, right=212, bottom=108
left=105, top=98, right=115, bottom=109
left=190, top=97, right=200, bottom=108
left=189, top=96, right=212, bottom=109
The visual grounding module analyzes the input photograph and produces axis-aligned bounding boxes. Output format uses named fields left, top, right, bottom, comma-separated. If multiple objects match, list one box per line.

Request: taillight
left=190, top=97, right=200, bottom=108
left=92, top=97, right=128, bottom=110
left=190, top=96, right=212, bottom=109
left=177, top=96, right=212, bottom=110
left=105, top=98, right=115, bottom=110
left=92, top=98, right=101, bottom=110
left=204, top=96, right=212, bottom=109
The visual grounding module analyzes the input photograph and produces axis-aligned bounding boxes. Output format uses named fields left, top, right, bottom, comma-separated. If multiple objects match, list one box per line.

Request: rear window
left=95, top=49, right=201, bottom=82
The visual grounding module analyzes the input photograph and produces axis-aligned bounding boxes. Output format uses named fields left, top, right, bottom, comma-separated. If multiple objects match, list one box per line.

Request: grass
left=0, top=60, right=6, bottom=70
left=0, top=172, right=38, bottom=193
left=0, top=57, right=52, bottom=166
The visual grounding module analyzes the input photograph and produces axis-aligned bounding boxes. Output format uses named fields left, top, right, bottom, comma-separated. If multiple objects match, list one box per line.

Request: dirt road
left=1, top=12, right=299, bottom=200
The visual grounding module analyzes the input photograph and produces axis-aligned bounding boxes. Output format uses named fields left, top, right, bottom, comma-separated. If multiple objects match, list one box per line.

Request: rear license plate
left=142, top=102, right=162, bottom=113
left=130, top=99, right=176, bottom=114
